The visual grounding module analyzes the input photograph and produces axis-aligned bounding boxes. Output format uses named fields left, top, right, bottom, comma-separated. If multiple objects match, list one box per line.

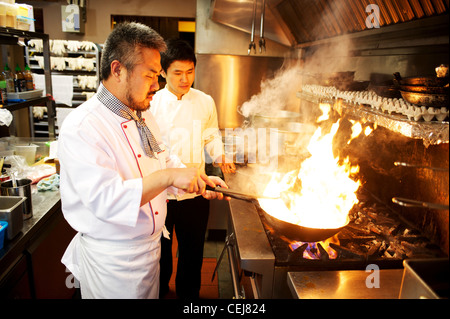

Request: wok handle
left=392, top=197, right=449, bottom=210
left=205, top=185, right=255, bottom=200
left=205, top=185, right=278, bottom=200
left=394, top=162, right=449, bottom=171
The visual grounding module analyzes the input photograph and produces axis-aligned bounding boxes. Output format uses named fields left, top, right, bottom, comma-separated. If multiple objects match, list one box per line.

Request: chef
left=151, top=39, right=235, bottom=299
left=58, top=22, right=228, bottom=299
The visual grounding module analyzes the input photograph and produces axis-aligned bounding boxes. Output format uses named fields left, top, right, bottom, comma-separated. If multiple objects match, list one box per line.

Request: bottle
left=3, top=64, right=15, bottom=94
left=0, top=73, right=6, bottom=104
left=24, top=64, right=34, bottom=91
left=14, top=64, right=26, bottom=93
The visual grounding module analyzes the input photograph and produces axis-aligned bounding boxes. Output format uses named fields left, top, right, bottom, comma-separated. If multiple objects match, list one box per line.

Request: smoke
left=238, top=61, right=303, bottom=118
left=302, top=39, right=355, bottom=76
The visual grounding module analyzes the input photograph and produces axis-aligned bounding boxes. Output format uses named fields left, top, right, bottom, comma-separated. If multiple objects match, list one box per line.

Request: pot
left=251, top=110, right=301, bottom=129
left=258, top=202, right=348, bottom=242
left=270, top=122, right=316, bottom=156
left=0, top=178, right=33, bottom=220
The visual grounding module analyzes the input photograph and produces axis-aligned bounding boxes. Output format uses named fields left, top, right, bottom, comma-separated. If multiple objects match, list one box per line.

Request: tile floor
left=162, top=229, right=234, bottom=299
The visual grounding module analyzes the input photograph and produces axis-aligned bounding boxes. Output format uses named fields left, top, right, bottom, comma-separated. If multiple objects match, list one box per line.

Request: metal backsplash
left=195, top=54, right=284, bottom=129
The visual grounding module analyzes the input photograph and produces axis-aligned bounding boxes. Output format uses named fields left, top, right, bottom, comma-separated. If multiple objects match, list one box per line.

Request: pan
left=399, top=85, right=449, bottom=94
left=400, top=90, right=449, bottom=107
left=368, top=82, right=402, bottom=98
left=257, top=201, right=348, bottom=242
left=393, top=72, right=449, bottom=87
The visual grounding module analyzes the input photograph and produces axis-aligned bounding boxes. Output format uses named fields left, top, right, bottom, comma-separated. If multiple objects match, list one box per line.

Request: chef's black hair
left=100, top=21, right=166, bottom=81
left=161, top=38, right=196, bottom=73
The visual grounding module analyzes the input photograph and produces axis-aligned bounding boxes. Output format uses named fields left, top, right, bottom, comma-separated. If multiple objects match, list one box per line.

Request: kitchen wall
left=24, top=0, right=197, bottom=43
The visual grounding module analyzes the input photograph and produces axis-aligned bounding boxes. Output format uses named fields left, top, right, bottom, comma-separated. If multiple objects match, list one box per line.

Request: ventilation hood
left=210, top=0, right=449, bottom=47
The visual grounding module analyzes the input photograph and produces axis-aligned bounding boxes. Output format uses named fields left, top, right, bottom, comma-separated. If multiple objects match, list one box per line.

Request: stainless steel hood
left=211, top=0, right=449, bottom=47
left=210, top=0, right=294, bottom=47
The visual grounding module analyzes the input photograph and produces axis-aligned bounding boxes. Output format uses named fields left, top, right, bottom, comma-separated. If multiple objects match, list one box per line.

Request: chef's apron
left=62, top=230, right=162, bottom=299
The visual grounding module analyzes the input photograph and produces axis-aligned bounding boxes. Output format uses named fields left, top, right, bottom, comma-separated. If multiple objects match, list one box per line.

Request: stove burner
left=256, top=193, right=445, bottom=270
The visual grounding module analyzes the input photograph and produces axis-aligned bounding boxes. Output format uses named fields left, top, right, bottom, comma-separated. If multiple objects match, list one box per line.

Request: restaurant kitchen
left=0, top=0, right=449, bottom=299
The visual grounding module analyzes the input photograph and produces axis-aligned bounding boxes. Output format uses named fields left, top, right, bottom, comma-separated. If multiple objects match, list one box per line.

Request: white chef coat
left=151, top=86, right=224, bottom=200
left=59, top=85, right=183, bottom=298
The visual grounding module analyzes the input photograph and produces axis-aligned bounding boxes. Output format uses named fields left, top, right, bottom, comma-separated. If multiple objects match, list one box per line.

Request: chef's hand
left=202, top=176, right=231, bottom=201
left=214, top=155, right=236, bottom=174
left=170, top=168, right=216, bottom=195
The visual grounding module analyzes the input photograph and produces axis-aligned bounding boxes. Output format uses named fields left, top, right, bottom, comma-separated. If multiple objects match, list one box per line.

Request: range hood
left=210, top=0, right=449, bottom=47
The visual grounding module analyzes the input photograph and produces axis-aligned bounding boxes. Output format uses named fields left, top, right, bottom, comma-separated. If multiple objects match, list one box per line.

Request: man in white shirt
left=151, top=39, right=235, bottom=299
left=58, top=23, right=227, bottom=299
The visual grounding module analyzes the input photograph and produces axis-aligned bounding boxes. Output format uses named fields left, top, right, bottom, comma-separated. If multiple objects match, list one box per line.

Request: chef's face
left=163, top=60, right=195, bottom=100
left=125, top=48, right=161, bottom=111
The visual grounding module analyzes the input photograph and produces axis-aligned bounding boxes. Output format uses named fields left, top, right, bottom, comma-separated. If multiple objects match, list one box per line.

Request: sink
left=0, top=196, right=26, bottom=240
left=399, top=258, right=449, bottom=299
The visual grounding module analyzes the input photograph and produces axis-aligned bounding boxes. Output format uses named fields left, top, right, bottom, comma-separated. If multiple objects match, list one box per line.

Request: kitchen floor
left=162, top=229, right=234, bottom=299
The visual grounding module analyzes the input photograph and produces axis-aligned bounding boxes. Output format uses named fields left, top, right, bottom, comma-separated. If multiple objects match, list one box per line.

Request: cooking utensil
left=392, top=197, right=449, bottom=210
left=205, top=185, right=279, bottom=201
left=394, top=161, right=449, bottom=171
left=251, top=110, right=301, bottom=129
left=368, top=83, right=402, bottom=98
left=335, top=81, right=370, bottom=91
left=393, top=72, right=449, bottom=87
left=0, top=178, right=33, bottom=219
left=399, top=84, right=449, bottom=94
left=400, top=90, right=449, bottom=108
left=256, top=201, right=348, bottom=242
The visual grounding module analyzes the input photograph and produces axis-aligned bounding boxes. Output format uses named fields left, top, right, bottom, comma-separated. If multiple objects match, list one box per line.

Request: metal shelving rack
left=0, top=27, right=56, bottom=138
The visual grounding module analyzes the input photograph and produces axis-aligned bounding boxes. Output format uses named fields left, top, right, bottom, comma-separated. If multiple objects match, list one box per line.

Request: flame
left=259, top=103, right=364, bottom=230
left=289, top=236, right=340, bottom=260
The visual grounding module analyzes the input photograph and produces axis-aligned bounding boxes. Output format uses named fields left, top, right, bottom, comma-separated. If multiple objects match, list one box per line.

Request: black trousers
left=159, top=196, right=210, bottom=299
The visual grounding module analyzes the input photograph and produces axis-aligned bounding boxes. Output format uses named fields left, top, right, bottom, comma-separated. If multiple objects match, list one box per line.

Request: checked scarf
left=97, top=84, right=162, bottom=159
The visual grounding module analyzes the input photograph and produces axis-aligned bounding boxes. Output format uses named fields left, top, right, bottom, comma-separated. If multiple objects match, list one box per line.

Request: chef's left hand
left=215, top=155, right=236, bottom=174
left=202, top=176, right=231, bottom=201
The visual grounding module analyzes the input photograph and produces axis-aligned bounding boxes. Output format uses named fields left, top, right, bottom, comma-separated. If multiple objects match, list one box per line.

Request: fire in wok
left=258, top=104, right=373, bottom=242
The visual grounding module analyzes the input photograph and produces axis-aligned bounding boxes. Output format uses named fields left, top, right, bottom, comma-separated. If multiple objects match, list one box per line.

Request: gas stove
left=256, top=190, right=445, bottom=270
left=226, top=187, right=446, bottom=298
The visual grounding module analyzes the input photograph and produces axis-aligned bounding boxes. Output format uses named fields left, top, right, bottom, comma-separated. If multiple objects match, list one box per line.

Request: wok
left=393, top=72, right=449, bottom=87
left=257, top=202, right=348, bottom=242
left=399, top=84, right=449, bottom=94
left=368, top=82, right=402, bottom=98
left=400, top=90, right=449, bottom=108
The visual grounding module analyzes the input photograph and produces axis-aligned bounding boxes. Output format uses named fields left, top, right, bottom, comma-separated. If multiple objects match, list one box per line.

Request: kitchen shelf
left=25, top=40, right=100, bottom=108
left=297, top=91, right=449, bottom=147
left=0, top=27, right=56, bottom=138
left=4, top=96, right=48, bottom=111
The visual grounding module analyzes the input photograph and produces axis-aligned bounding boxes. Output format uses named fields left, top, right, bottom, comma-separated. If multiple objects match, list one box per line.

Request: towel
left=33, top=74, right=74, bottom=107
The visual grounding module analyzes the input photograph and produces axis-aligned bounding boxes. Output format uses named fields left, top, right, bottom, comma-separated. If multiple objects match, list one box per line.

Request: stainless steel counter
left=0, top=186, right=61, bottom=273
left=223, top=169, right=277, bottom=298
left=287, top=269, right=404, bottom=299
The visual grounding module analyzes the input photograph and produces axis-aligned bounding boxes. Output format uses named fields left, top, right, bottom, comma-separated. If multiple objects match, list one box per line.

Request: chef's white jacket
left=59, top=93, right=182, bottom=240
left=58, top=91, right=184, bottom=298
left=151, top=86, right=224, bottom=170
left=151, top=86, right=224, bottom=200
